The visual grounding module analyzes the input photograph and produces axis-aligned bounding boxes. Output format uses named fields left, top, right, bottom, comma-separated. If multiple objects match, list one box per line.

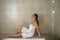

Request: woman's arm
left=34, top=22, right=40, bottom=37
left=36, top=25, right=40, bottom=37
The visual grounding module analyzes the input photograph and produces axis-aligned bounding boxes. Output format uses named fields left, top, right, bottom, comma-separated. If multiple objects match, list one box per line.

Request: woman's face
left=32, top=15, right=36, bottom=20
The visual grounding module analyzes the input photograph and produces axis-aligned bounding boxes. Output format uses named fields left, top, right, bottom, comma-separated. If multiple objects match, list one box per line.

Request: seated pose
left=4, top=14, right=40, bottom=38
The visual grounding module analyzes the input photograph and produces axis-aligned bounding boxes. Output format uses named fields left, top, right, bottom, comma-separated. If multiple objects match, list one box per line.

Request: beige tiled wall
left=0, top=0, right=52, bottom=34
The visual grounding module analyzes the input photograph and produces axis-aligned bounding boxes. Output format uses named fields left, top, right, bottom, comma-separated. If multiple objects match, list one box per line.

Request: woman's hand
left=38, top=33, right=40, bottom=37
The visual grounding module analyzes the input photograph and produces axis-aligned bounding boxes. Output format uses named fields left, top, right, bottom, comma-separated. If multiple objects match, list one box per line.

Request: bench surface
left=3, top=38, right=45, bottom=40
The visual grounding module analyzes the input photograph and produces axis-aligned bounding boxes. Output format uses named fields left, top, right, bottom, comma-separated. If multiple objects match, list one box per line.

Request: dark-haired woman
left=5, top=14, right=40, bottom=38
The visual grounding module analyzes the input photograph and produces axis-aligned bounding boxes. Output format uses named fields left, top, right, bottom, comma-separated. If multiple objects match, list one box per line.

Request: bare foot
left=3, top=34, right=10, bottom=36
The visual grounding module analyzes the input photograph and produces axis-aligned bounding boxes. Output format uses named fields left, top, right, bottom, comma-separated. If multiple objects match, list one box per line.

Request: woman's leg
left=6, top=33, right=21, bottom=37
left=4, top=25, right=23, bottom=37
left=16, top=25, right=23, bottom=34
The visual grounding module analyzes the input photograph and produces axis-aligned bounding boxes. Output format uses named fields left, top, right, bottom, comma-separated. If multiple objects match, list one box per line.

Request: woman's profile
left=4, top=13, right=40, bottom=38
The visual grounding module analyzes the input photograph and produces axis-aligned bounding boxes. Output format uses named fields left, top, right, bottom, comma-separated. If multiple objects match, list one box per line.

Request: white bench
left=3, top=38, right=45, bottom=40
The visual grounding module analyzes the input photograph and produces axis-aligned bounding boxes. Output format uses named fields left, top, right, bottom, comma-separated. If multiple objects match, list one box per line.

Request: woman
left=5, top=14, right=40, bottom=38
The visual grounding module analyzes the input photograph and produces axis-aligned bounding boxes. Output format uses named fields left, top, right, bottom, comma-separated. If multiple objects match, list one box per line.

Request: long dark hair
left=34, top=13, right=39, bottom=26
